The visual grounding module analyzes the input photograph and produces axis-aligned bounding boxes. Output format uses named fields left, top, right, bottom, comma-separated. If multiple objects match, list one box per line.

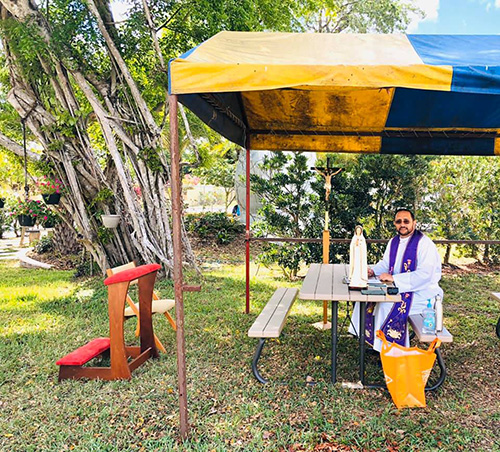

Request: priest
left=349, top=208, right=443, bottom=352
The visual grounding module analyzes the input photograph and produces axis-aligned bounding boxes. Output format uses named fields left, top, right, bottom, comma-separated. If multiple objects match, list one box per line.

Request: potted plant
left=10, top=199, right=45, bottom=227
left=38, top=176, right=63, bottom=205
left=101, top=213, right=121, bottom=228
left=40, top=209, right=60, bottom=229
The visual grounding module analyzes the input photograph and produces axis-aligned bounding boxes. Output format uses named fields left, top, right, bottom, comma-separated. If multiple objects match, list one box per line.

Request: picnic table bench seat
left=248, top=287, right=298, bottom=383
left=409, top=313, right=453, bottom=391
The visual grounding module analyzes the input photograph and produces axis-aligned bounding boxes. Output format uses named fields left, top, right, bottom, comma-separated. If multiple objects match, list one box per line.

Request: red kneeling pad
left=56, top=337, right=110, bottom=366
left=103, top=263, right=161, bottom=286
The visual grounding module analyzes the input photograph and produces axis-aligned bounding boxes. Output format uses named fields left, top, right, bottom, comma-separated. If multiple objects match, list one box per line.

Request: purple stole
left=365, top=230, right=423, bottom=347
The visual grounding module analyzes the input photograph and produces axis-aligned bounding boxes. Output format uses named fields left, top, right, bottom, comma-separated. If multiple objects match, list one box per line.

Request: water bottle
left=422, top=299, right=436, bottom=334
left=435, top=295, right=443, bottom=332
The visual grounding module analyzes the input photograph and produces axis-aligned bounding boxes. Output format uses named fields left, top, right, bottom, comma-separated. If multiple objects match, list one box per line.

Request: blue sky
left=410, top=0, right=500, bottom=33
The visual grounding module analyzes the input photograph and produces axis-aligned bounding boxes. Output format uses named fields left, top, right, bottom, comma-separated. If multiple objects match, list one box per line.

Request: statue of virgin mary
left=349, top=225, right=368, bottom=290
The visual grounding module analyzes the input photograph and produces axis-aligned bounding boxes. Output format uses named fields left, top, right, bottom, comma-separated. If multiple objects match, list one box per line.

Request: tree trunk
left=444, top=244, right=452, bottom=265
left=0, top=1, right=196, bottom=276
left=483, top=244, right=490, bottom=264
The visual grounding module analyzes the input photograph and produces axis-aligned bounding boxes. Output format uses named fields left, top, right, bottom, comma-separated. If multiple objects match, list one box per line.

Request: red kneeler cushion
left=56, top=337, right=110, bottom=366
left=103, top=263, right=161, bottom=286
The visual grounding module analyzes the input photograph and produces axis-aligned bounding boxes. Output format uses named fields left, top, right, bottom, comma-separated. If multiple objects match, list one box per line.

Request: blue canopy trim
left=381, top=136, right=496, bottom=155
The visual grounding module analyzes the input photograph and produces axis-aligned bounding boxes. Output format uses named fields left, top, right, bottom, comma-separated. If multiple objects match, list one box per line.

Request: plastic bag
left=376, top=330, right=441, bottom=409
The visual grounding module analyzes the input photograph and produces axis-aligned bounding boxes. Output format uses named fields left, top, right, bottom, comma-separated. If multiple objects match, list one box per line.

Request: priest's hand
left=379, top=272, right=394, bottom=283
left=368, top=268, right=375, bottom=278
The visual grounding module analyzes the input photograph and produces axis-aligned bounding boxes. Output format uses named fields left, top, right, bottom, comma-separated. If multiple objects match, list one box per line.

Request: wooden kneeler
left=57, top=264, right=161, bottom=381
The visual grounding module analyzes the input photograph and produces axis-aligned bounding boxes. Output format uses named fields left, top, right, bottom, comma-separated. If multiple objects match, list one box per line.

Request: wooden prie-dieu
left=56, top=263, right=161, bottom=381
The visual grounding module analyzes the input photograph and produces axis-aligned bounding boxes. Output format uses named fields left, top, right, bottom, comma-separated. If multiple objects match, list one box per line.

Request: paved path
left=0, top=234, right=27, bottom=261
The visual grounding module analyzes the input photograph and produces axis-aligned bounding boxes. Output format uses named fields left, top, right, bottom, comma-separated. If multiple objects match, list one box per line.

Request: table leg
left=331, top=300, right=338, bottom=384
left=359, top=302, right=366, bottom=385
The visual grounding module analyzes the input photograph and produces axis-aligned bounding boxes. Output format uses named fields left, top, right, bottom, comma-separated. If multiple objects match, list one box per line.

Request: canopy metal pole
left=245, top=145, right=250, bottom=314
left=169, top=94, right=189, bottom=439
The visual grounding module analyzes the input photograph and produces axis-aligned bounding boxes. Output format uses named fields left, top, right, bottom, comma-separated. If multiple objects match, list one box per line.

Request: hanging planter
left=101, top=214, right=121, bottom=228
left=37, top=176, right=63, bottom=205
left=41, top=211, right=60, bottom=229
left=42, top=219, right=56, bottom=229
left=11, top=199, right=44, bottom=227
left=18, top=215, right=36, bottom=227
left=42, top=193, right=61, bottom=205
left=0, top=198, right=5, bottom=209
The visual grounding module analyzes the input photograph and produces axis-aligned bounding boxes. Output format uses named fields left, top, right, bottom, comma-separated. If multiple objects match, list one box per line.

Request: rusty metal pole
left=169, top=94, right=189, bottom=439
left=245, top=145, right=251, bottom=314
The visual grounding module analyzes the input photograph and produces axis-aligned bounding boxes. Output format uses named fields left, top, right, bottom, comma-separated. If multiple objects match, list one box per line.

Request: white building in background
left=234, top=150, right=317, bottom=225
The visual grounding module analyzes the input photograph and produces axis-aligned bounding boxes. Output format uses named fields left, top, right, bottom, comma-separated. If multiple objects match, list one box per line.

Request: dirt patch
left=189, top=233, right=266, bottom=265
left=442, top=261, right=500, bottom=275
left=26, top=250, right=81, bottom=270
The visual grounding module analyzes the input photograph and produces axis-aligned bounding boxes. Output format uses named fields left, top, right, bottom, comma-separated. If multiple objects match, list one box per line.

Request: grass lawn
left=0, top=257, right=499, bottom=451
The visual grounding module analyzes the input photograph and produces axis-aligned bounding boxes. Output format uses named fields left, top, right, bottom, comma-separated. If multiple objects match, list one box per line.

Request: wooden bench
left=248, top=287, right=298, bottom=383
left=409, top=314, right=453, bottom=391
left=490, top=293, right=500, bottom=339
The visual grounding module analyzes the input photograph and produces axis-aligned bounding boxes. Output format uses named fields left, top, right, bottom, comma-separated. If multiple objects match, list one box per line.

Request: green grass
left=0, top=259, right=499, bottom=451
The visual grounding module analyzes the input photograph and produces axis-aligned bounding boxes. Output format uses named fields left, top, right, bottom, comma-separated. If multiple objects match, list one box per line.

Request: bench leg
left=252, top=338, right=268, bottom=384
left=426, top=348, right=447, bottom=392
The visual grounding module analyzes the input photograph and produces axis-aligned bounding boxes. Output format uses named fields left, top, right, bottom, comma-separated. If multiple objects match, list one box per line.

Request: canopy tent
left=167, top=32, right=500, bottom=438
left=169, top=32, right=500, bottom=155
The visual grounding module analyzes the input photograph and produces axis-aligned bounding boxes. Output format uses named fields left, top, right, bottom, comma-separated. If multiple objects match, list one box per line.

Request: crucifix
left=312, top=156, right=342, bottom=330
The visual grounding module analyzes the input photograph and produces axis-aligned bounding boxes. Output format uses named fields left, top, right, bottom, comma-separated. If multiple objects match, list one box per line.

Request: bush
left=33, top=235, right=54, bottom=254
left=185, top=212, right=244, bottom=244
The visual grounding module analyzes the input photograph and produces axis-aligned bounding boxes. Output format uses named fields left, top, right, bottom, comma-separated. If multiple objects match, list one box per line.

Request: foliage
left=192, top=142, right=239, bottom=210
left=33, top=235, right=55, bottom=254
left=251, top=152, right=319, bottom=278
left=36, top=175, right=64, bottom=195
left=185, top=212, right=244, bottom=244
left=295, top=0, right=422, bottom=33
left=0, top=150, right=25, bottom=194
left=0, top=208, right=13, bottom=238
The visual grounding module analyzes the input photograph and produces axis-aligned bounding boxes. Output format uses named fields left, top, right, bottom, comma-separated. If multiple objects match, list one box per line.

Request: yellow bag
left=376, top=330, right=441, bottom=409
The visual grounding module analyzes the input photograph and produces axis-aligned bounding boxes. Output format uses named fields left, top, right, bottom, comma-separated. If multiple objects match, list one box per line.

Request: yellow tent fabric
left=169, top=32, right=452, bottom=94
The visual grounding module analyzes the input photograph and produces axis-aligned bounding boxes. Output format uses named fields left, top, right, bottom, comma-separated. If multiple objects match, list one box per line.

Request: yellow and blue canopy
left=169, top=32, right=500, bottom=155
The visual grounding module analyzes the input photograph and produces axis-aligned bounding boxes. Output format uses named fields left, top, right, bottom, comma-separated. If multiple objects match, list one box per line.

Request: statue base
left=312, top=321, right=331, bottom=330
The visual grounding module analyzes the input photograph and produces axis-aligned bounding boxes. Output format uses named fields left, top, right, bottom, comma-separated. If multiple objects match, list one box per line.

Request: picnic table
left=299, top=263, right=399, bottom=386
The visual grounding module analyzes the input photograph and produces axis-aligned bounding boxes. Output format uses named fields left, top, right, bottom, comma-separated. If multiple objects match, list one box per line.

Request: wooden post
left=322, top=228, right=330, bottom=325
left=245, top=145, right=251, bottom=314
left=169, top=94, right=189, bottom=439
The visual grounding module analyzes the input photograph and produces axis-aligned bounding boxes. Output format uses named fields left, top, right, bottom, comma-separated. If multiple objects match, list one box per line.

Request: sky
left=409, top=0, right=500, bottom=33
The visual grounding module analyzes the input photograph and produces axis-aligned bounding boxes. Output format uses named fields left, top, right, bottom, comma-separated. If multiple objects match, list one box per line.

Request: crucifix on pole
left=312, top=156, right=342, bottom=330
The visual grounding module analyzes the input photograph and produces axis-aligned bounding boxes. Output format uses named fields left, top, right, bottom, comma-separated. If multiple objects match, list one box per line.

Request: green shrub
left=185, top=212, right=244, bottom=244
left=33, top=235, right=54, bottom=254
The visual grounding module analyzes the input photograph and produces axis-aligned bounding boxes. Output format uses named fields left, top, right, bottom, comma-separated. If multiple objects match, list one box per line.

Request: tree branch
left=0, top=131, right=40, bottom=161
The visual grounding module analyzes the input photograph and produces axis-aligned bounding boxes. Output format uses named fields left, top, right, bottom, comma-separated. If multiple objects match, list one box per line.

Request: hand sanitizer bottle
left=422, top=299, right=436, bottom=334
left=435, top=295, right=443, bottom=332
